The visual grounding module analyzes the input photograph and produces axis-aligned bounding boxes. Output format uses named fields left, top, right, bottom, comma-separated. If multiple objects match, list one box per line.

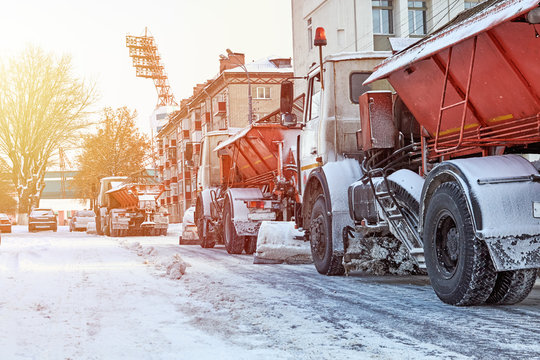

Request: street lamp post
left=223, top=49, right=253, bottom=125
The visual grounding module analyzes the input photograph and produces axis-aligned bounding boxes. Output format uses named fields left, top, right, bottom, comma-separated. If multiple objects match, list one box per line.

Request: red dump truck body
left=366, top=0, right=540, bottom=159
left=215, top=123, right=301, bottom=196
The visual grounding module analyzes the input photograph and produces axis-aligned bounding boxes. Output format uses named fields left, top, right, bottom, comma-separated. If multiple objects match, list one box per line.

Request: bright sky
left=0, top=0, right=293, bottom=134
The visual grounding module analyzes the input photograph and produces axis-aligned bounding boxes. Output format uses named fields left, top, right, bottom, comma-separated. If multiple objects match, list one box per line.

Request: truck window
left=308, top=74, right=321, bottom=121
left=350, top=72, right=372, bottom=104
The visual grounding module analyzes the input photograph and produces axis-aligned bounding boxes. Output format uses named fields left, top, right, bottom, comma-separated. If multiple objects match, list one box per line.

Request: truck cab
left=283, top=52, right=392, bottom=275
left=299, top=52, right=392, bottom=189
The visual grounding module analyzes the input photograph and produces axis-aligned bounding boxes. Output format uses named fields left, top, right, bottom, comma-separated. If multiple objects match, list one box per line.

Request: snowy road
left=1, top=226, right=539, bottom=359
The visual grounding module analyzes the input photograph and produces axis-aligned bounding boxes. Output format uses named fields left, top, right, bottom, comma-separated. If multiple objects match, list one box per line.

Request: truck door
left=299, top=72, right=322, bottom=189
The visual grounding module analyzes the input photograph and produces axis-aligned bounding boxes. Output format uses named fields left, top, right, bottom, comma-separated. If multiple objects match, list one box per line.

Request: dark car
left=28, top=208, right=57, bottom=232
left=0, top=213, right=12, bottom=233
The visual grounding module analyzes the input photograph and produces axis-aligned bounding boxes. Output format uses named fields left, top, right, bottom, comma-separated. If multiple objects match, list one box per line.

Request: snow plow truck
left=279, top=0, right=540, bottom=306
left=96, top=176, right=168, bottom=236
left=194, top=101, right=307, bottom=258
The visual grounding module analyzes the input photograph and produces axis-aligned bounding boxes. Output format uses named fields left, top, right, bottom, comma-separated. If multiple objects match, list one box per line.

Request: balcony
left=214, top=101, right=226, bottom=116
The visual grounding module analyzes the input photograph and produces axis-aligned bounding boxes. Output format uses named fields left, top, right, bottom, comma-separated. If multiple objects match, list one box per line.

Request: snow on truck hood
left=364, top=0, right=539, bottom=84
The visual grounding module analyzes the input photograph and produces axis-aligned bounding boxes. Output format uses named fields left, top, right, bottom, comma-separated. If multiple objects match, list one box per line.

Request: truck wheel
left=109, top=222, right=118, bottom=237
left=104, top=219, right=110, bottom=236
left=223, top=205, right=244, bottom=254
left=196, top=200, right=215, bottom=248
left=96, top=215, right=104, bottom=236
left=486, top=268, right=538, bottom=305
left=423, top=182, right=496, bottom=306
left=244, top=236, right=257, bottom=255
left=199, top=219, right=216, bottom=249
left=309, top=195, right=345, bottom=276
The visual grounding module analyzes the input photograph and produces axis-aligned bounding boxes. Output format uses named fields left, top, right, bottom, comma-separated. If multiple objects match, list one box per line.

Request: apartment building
left=292, top=0, right=485, bottom=94
left=156, top=53, right=293, bottom=221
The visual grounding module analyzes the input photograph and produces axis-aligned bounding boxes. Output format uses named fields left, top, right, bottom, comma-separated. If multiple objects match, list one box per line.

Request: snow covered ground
left=1, top=225, right=540, bottom=359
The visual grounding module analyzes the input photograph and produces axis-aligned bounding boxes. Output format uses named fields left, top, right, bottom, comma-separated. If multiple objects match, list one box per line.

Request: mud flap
left=484, top=236, right=540, bottom=271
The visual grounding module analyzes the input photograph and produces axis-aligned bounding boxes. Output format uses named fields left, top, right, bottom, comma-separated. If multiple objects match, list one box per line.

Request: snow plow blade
left=179, top=225, right=200, bottom=245
left=253, top=221, right=312, bottom=264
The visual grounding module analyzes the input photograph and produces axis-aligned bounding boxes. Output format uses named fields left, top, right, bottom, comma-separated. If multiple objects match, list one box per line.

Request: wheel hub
left=435, top=212, right=459, bottom=278
left=446, top=227, right=459, bottom=261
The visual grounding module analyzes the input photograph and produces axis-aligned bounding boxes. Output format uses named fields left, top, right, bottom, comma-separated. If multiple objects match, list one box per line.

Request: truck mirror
left=280, top=80, right=294, bottom=115
left=281, top=113, right=297, bottom=127
left=527, top=7, right=540, bottom=24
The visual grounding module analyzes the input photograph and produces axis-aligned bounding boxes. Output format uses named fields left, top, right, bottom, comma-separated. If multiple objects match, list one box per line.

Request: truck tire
left=423, top=182, right=496, bottom=306
left=104, top=218, right=110, bottom=236
left=196, top=200, right=215, bottom=249
left=96, top=215, right=104, bottom=236
left=244, top=236, right=257, bottom=255
left=309, top=195, right=345, bottom=276
left=223, top=205, right=244, bottom=254
left=486, top=268, right=537, bottom=305
left=198, top=219, right=216, bottom=249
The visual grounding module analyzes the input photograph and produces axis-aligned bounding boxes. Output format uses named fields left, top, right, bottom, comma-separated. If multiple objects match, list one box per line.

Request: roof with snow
left=224, top=56, right=293, bottom=74
left=365, top=0, right=539, bottom=84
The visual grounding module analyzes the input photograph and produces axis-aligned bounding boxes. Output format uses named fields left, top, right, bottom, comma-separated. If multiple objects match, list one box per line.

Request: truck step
left=387, top=214, right=403, bottom=221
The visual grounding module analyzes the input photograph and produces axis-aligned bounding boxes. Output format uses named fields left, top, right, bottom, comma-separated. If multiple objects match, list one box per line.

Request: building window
left=372, top=0, right=393, bottom=35
left=307, top=18, right=313, bottom=50
left=254, top=87, right=270, bottom=99
left=408, top=1, right=427, bottom=35
left=464, top=0, right=484, bottom=9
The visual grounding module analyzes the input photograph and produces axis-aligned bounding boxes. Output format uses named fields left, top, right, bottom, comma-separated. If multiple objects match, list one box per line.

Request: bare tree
left=0, top=47, right=96, bottom=219
left=72, top=107, right=150, bottom=210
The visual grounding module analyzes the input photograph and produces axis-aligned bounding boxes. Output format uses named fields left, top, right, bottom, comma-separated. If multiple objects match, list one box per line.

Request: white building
left=149, top=106, right=179, bottom=139
left=292, top=0, right=485, bottom=93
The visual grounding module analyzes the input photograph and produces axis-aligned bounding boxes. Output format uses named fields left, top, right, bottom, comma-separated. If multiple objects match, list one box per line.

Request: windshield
left=76, top=211, right=95, bottom=217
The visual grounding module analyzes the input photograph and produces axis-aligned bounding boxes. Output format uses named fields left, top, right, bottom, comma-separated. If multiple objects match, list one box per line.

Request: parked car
left=69, top=210, right=96, bottom=232
left=0, top=213, right=12, bottom=233
left=28, top=208, right=57, bottom=232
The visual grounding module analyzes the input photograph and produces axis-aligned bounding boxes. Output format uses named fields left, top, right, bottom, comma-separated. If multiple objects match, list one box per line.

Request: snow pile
left=254, top=221, right=312, bottom=264
left=344, top=235, right=422, bottom=276
left=163, top=254, right=188, bottom=280
left=119, top=239, right=191, bottom=279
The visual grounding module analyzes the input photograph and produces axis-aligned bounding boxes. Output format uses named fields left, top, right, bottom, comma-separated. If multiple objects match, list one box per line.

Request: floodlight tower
left=126, top=28, right=178, bottom=107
